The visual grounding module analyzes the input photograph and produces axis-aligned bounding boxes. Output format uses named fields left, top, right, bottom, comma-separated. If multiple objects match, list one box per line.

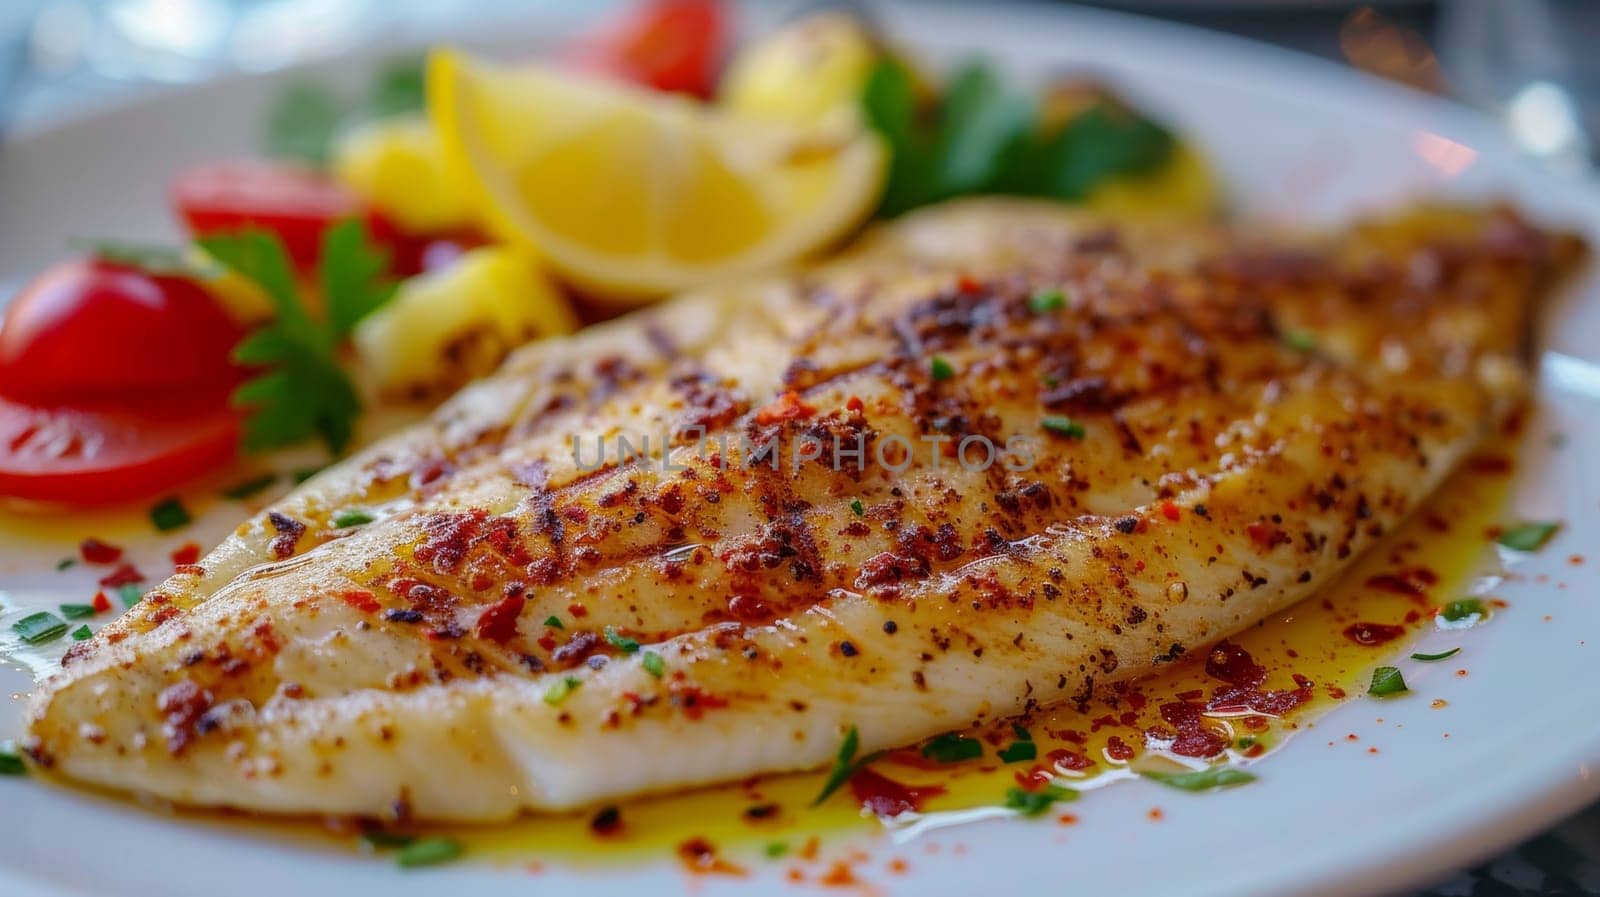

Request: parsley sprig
left=204, top=221, right=397, bottom=454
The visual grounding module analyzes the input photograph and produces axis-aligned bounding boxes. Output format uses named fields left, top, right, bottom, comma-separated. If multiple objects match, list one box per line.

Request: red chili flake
left=1013, top=766, right=1054, bottom=790
left=845, top=396, right=864, bottom=413
left=337, top=590, right=381, bottom=614
left=1046, top=747, right=1094, bottom=772
left=79, top=538, right=123, bottom=565
left=1365, top=567, right=1439, bottom=597
left=91, top=591, right=112, bottom=613
left=537, top=635, right=557, bottom=651
left=956, top=274, right=984, bottom=294
left=821, top=861, right=859, bottom=887
left=476, top=593, right=526, bottom=643
left=753, top=390, right=816, bottom=425
left=727, top=593, right=774, bottom=622
left=849, top=768, right=947, bottom=817
left=670, top=683, right=730, bottom=720
left=1342, top=622, right=1408, bottom=646
left=1245, top=521, right=1290, bottom=550
left=589, top=805, right=623, bottom=837
left=1466, top=454, right=1513, bottom=474
left=567, top=603, right=588, bottom=618
left=1155, top=702, right=1227, bottom=758
left=169, top=542, right=201, bottom=566
left=1105, top=736, right=1136, bottom=760
left=1160, top=501, right=1181, bottom=522
left=676, top=838, right=745, bottom=877
left=174, top=564, right=205, bottom=576
left=1201, top=641, right=1313, bottom=717
left=98, top=564, right=144, bottom=588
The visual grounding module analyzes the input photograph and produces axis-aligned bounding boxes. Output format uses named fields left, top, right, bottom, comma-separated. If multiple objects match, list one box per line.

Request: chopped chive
left=360, top=830, right=416, bottom=849
left=395, top=836, right=462, bottom=868
left=811, top=725, right=883, bottom=807
left=0, top=740, right=24, bottom=775
left=999, top=741, right=1037, bottom=763
left=1438, top=598, right=1486, bottom=625
left=764, top=841, right=790, bottom=858
left=1028, top=289, right=1066, bottom=313
left=1282, top=329, right=1318, bottom=351
left=1411, top=647, right=1461, bottom=662
left=118, top=584, right=144, bottom=607
left=55, top=558, right=76, bottom=571
left=1235, top=735, right=1259, bottom=750
left=1368, top=666, right=1408, bottom=697
left=1497, top=521, right=1559, bottom=552
left=59, top=603, right=96, bottom=620
left=11, top=612, right=68, bottom=644
left=149, top=497, right=191, bottom=532
left=1141, top=766, right=1257, bottom=791
left=1012, top=723, right=1033, bottom=741
left=921, top=733, right=984, bottom=763
left=930, top=356, right=955, bottom=381
left=849, top=499, right=865, bottom=517
left=332, top=508, right=376, bottom=528
left=1004, top=784, right=1077, bottom=816
left=642, top=651, right=665, bottom=678
left=221, top=472, right=278, bottom=500
left=70, top=625, right=92, bottom=641
left=544, top=615, right=563, bottom=629
left=1040, top=416, right=1086, bottom=439
left=543, top=676, right=581, bottom=705
left=604, top=626, right=640, bottom=654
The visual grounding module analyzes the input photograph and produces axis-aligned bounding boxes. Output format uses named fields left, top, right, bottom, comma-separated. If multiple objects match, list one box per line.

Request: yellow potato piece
left=334, top=117, right=476, bottom=234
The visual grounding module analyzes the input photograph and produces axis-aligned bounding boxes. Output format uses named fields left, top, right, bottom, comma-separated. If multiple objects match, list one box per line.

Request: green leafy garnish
left=930, top=356, right=955, bottom=381
left=69, top=237, right=219, bottom=279
left=764, top=841, right=790, bottom=859
left=1282, top=329, right=1318, bottom=352
left=55, top=558, right=76, bottom=571
left=1141, top=766, right=1257, bottom=791
left=395, top=836, right=462, bottom=868
left=1040, top=415, right=1086, bottom=439
left=642, top=651, right=665, bottom=678
left=1235, top=735, right=1259, bottom=751
left=810, top=725, right=884, bottom=807
left=59, top=604, right=96, bottom=620
left=999, top=740, right=1037, bottom=763
left=221, top=472, right=279, bottom=500
left=850, top=499, right=865, bottom=517
left=1411, top=647, right=1461, bottom=662
left=922, top=732, right=984, bottom=763
left=360, top=830, right=416, bottom=849
left=1028, top=289, right=1066, bottom=313
left=12, top=612, right=68, bottom=644
left=604, top=627, right=641, bottom=654
left=543, top=676, right=581, bottom=705
left=1497, top=521, right=1560, bottom=552
left=208, top=221, right=397, bottom=454
left=149, top=497, right=191, bottom=532
left=366, top=57, right=427, bottom=120
left=1438, top=599, right=1486, bottom=625
left=263, top=80, right=345, bottom=164
left=71, top=625, right=92, bottom=641
left=1368, top=666, right=1408, bottom=697
left=1003, top=784, right=1077, bottom=816
left=118, top=584, right=144, bottom=608
left=544, top=615, right=564, bottom=629
left=332, top=509, right=376, bottom=528
left=0, top=740, right=24, bottom=776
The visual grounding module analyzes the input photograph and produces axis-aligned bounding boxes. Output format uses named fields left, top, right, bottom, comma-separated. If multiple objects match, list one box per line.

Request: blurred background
left=2, top=1, right=1599, bottom=894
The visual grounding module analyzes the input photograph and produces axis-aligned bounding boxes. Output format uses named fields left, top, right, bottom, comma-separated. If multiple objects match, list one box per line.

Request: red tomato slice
left=173, top=160, right=371, bottom=271
left=0, top=258, right=244, bottom=404
left=0, top=392, right=239, bottom=506
left=562, top=0, right=729, bottom=98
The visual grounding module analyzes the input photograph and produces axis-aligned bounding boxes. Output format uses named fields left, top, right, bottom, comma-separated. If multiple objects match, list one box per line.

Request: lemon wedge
left=428, top=50, right=886, bottom=300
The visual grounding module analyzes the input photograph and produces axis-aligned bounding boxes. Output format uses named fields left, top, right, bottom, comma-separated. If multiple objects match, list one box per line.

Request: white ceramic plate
left=4, top=3, right=1600, bottom=896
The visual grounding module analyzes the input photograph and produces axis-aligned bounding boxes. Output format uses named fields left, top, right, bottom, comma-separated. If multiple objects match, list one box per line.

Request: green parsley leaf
left=850, top=499, right=865, bottom=516
left=12, top=612, right=68, bottom=644
left=1234, top=735, right=1259, bottom=751
left=1438, top=599, right=1486, bottom=625
left=149, top=497, right=191, bottom=532
left=71, top=625, right=92, bottom=641
left=811, top=725, right=884, bottom=807
left=1012, top=723, right=1033, bottom=741
left=221, top=472, right=279, bottom=500
left=1028, top=289, right=1066, bottom=313
left=998, top=741, right=1037, bottom=763
left=764, top=841, right=790, bottom=859
left=1368, top=666, right=1408, bottom=697
left=1141, top=766, right=1257, bottom=791
left=931, top=62, right=1034, bottom=200
left=55, top=557, right=76, bottom=571
left=544, top=615, right=564, bottom=629
left=69, top=237, right=219, bottom=279
left=366, top=57, right=427, bottom=120
left=262, top=80, right=345, bottom=164
left=1497, top=521, right=1560, bottom=552
left=1282, top=329, right=1319, bottom=352
left=1004, top=784, right=1077, bottom=816
left=604, top=626, right=641, bottom=654
left=118, top=584, right=144, bottom=608
left=0, top=740, right=24, bottom=776
left=543, top=676, right=581, bottom=705
left=1411, top=647, right=1461, bottom=662
left=930, top=356, right=955, bottom=381
left=1041, top=415, right=1086, bottom=439
left=59, top=604, right=96, bottom=620
left=395, top=836, right=462, bottom=868
left=1006, top=102, right=1176, bottom=201
left=332, top=508, right=376, bottom=528
left=360, top=830, right=416, bottom=849
left=642, top=651, right=665, bottom=678
left=922, top=732, right=984, bottom=763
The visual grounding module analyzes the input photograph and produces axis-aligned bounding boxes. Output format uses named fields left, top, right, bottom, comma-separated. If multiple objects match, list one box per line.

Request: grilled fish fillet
left=25, top=199, right=1581, bottom=821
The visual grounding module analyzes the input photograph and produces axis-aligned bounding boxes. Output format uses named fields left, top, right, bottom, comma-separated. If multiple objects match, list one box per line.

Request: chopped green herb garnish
left=1368, top=666, right=1408, bottom=697
left=118, top=584, right=144, bottom=608
left=604, top=627, right=641, bottom=654
left=1235, top=735, right=1258, bottom=751
left=1438, top=599, right=1486, bottom=625
left=395, top=836, right=462, bottom=868
left=1028, top=289, right=1066, bottom=313
left=12, top=612, right=68, bottom=644
left=810, top=725, right=884, bottom=807
left=1411, top=647, right=1461, bottom=662
left=59, top=604, right=96, bottom=620
left=1282, top=329, right=1318, bottom=352
left=360, top=830, right=416, bottom=849
left=293, top=466, right=326, bottom=484
left=930, top=356, right=955, bottom=381
left=849, top=499, right=865, bottom=517
left=222, top=472, right=279, bottom=500
left=332, top=508, right=376, bottom=528
left=1497, top=521, right=1560, bottom=552
left=921, top=732, right=984, bottom=763
left=1012, top=723, right=1033, bottom=741
left=0, top=740, right=24, bottom=776
left=543, top=676, right=581, bottom=705
left=206, top=221, right=397, bottom=455
left=366, top=57, right=427, bottom=120
left=149, top=497, right=191, bottom=532
left=764, top=841, right=790, bottom=859
left=999, top=741, right=1037, bottom=763
left=544, top=615, right=564, bottom=629
left=71, top=625, right=92, bottom=641
left=1040, top=415, right=1086, bottom=439
left=55, top=558, right=77, bottom=571
left=1141, top=766, right=1257, bottom=791
left=1004, top=784, right=1077, bottom=816
left=642, top=651, right=665, bottom=678
left=263, top=79, right=344, bottom=164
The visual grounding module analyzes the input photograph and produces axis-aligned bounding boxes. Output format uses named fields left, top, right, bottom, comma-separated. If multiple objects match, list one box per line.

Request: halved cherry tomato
left=0, top=392, right=239, bottom=506
left=0, top=259, right=245, bottom=404
left=173, top=160, right=371, bottom=271
left=562, top=0, right=729, bottom=98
